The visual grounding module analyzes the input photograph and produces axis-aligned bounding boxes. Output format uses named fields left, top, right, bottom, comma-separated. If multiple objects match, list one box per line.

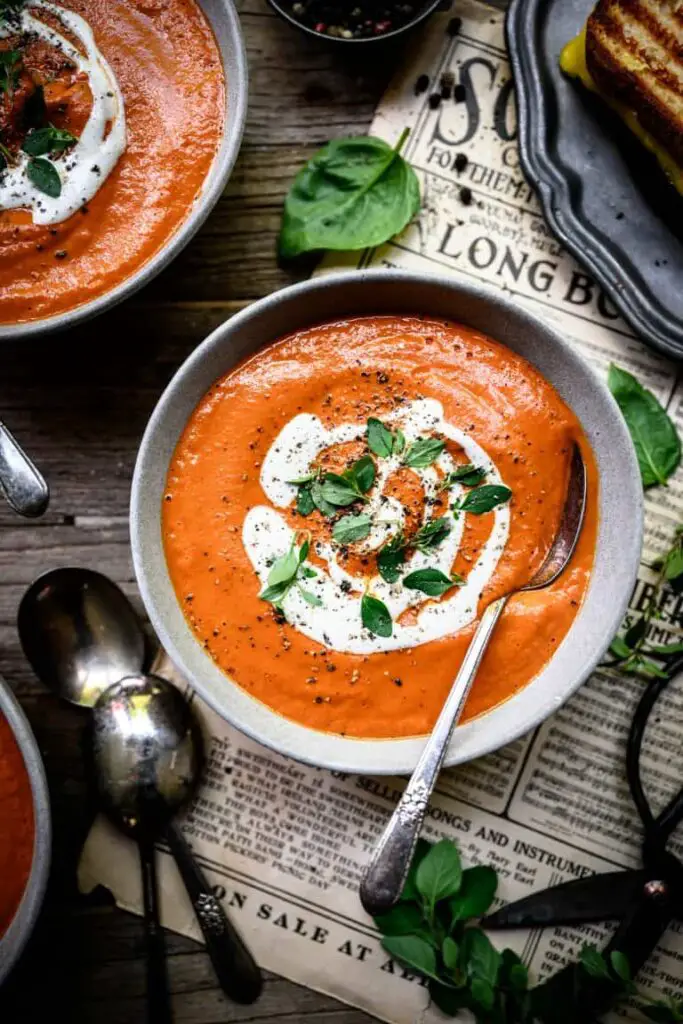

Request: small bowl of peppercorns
left=267, top=0, right=446, bottom=44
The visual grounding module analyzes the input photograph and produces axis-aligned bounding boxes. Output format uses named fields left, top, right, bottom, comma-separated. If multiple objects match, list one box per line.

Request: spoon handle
left=359, top=596, right=508, bottom=917
left=139, top=837, right=174, bottom=1024
left=165, top=823, right=263, bottom=1004
left=0, top=421, right=49, bottom=518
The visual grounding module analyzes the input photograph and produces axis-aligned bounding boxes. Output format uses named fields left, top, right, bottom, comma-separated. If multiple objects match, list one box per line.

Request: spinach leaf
left=332, top=512, right=372, bottom=544
left=22, top=124, right=78, bottom=156
left=403, top=437, right=445, bottom=468
left=403, top=567, right=462, bottom=597
left=608, top=364, right=681, bottom=487
left=27, top=157, right=61, bottom=198
left=377, top=534, right=406, bottom=584
left=361, top=593, right=392, bottom=637
left=455, top=484, right=511, bottom=515
left=279, top=129, right=420, bottom=259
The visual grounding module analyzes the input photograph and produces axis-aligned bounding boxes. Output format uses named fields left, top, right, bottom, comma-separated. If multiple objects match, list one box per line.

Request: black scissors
left=482, top=656, right=683, bottom=1021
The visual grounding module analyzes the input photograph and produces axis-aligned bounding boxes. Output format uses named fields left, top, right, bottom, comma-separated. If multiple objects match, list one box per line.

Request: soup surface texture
left=0, top=711, right=34, bottom=938
left=164, top=316, right=598, bottom=739
left=0, top=0, right=224, bottom=324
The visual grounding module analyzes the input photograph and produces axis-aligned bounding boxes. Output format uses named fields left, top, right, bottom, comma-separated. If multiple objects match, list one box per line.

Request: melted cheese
left=560, top=28, right=683, bottom=195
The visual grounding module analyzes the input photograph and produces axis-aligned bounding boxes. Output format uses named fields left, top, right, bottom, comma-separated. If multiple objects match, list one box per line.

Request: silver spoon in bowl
left=17, top=567, right=263, bottom=1007
left=360, top=444, right=587, bottom=917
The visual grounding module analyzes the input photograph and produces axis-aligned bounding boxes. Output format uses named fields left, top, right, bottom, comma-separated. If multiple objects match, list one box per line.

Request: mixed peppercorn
left=280, top=0, right=431, bottom=39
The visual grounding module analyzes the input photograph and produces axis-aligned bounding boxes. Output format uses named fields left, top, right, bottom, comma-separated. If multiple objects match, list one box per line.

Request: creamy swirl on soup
left=164, top=316, right=599, bottom=740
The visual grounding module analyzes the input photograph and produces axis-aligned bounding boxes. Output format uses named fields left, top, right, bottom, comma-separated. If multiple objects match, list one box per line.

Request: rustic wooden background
left=0, top=0, right=496, bottom=1020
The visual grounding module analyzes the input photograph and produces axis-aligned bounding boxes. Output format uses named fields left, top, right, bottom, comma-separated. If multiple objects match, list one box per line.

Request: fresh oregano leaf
left=332, top=513, right=372, bottom=544
left=361, top=593, right=392, bottom=638
left=470, top=976, right=495, bottom=1011
left=400, top=837, right=432, bottom=902
left=267, top=546, right=300, bottom=586
left=441, top=464, right=487, bottom=489
left=311, top=478, right=336, bottom=516
left=258, top=581, right=291, bottom=605
left=367, top=417, right=394, bottom=458
left=608, top=364, right=681, bottom=488
left=403, top=567, right=461, bottom=597
left=393, top=428, right=406, bottom=455
left=449, top=865, right=498, bottom=921
left=373, top=902, right=424, bottom=937
left=461, top=929, right=501, bottom=986
left=321, top=473, right=363, bottom=507
left=22, top=124, right=78, bottom=156
left=296, top=483, right=315, bottom=516
left=27, top=157, right=61, bottom=198
left=579, top=944, right=611, bottom=980
left=442, top=937, right=459, bottom=971
left=381, top=935, right=440, bottom=982
left=416, top=837, right=463, bottom=909
left=414, top=517, right=451, bottom=551
left=297, top=586, right=322, bottom=607
left=279, top=130, right=420, bottom=259
left=610, top=950, right=631, bottom=984
left=404, top=436, right=445, bottom=468
left=456, top=484, right=511, bottom=515
left=348, top=454, right=376, bottom=494
left=377, top=534, right=406, bottom=584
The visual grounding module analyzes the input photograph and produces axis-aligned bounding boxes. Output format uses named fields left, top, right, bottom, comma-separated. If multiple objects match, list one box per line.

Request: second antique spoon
left=18, top=566, right=263, bottom=1006
left=360, top=444, right=587, bottom=917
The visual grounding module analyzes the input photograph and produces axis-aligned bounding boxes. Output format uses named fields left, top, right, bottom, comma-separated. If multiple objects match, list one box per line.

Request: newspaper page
left=79, top=2, right=683, bottom=1021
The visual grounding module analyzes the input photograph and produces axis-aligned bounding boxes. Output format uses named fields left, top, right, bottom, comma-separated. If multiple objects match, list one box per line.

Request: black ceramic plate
left=506, top=0, right=683, bottom=360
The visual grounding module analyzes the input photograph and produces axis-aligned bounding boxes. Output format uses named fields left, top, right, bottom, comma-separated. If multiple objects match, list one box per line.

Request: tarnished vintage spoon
left=18, top=567, right=263, bottom=1008
left=0, top=420, right=49, bottom=518
left=360, top=444, right=587, bottom=917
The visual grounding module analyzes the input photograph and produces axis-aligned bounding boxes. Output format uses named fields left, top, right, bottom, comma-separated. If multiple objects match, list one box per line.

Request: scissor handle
left=626, top=654, right=683, bottom=848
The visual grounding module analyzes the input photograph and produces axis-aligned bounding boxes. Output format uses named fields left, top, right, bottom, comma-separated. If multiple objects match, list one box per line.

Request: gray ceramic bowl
left=0, top=0, right=247, bottom=342
left=0, top=677, right=51, bottom=985
left=131, top=270, right=643, bottom=775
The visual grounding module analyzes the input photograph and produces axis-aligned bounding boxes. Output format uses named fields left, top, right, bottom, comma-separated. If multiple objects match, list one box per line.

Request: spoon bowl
left=91, top=674, right=203, bottom=838
left=18, top=568, right=144, bottom=708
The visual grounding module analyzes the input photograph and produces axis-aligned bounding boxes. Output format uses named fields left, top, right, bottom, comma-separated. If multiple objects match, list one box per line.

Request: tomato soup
left=164, top=316, right=598, bottom=739
left=0, top=711, right=34, bottom=938
left=0, top=0, right=224, bottom=324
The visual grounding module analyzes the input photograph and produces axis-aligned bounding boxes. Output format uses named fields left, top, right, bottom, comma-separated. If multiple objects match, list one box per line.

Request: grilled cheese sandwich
left=561, top=0, right=683, bottom=195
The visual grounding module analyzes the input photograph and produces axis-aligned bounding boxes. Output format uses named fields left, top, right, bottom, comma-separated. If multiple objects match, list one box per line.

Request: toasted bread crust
left=586, top=0, right=683, bottom=165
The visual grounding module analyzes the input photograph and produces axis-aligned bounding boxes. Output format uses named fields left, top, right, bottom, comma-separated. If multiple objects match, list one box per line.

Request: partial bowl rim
left=266, top=0, right=444, bottom=46
left=130, top=269, right=643, bottom=775
left=0, top=0, right=248, bottom=342
left=0, top=678, right=51, bottom=985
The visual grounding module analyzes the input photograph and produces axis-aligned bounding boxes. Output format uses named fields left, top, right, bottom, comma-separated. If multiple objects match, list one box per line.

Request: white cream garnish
left=0, top=0, right=126, bottom=225
left=243, top=399, right=510, bottom=655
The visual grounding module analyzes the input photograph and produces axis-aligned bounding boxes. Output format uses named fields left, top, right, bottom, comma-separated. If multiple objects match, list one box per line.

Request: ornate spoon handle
left=0, top=421, right=49, bottom=518
left=360, top=596, right=507, bottom=917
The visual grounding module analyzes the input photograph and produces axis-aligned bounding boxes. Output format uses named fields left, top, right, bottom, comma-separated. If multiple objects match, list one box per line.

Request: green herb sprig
left=367, top=417, right=405, bottom=458
left=441, top=464, right=487, bottom=489
left=403, top=567, right=463, bottom=596
left=279, top=129, right=420, bottom=259
left=259, top=536, right=322, bottom=611
left=374, top=837, right=680, bottom=1022
left=403, top=436, right=445, bottom=469
left=22, top=124, right=78, bottom=157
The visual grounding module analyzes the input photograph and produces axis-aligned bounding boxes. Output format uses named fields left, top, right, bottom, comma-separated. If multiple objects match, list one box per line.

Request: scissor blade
left=482, top=870, right=645, bottom=929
